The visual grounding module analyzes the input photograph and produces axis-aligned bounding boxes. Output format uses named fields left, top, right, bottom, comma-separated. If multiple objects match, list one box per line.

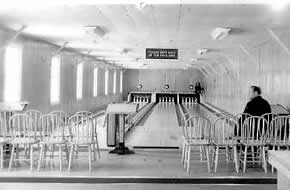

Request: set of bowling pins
left=133, top=96, right=149, bottom=104
left=181, top=97, right=196, bottom=105
left=159, top=97, right=174, bottom=105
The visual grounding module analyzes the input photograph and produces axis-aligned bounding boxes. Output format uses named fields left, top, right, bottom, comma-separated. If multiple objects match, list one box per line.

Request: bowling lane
left=183, top=103, right=211, bottom=117
left=126, top=103, right=182, bottom=147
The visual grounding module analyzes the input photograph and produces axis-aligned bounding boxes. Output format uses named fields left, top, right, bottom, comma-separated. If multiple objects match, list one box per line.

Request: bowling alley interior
left=2, top=0, right=290, bottom=190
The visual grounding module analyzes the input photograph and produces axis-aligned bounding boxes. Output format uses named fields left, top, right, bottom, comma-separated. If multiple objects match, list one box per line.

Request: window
left=113, top=70, right=117, bottom=94
left=120, top=71, right=123, bottom=93
left=93, top=67, right=98, bottom=96
left=76, top=63, right=83, bottom=100
left=50, top=56, right=60, bottom=104
left=105, top=70, right=109, bottom=95
left=4, top=45, right=22, bottom=102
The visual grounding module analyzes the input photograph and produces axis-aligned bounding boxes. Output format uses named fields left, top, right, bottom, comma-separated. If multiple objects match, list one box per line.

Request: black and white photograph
left=0, top=0, right=289, bottom=190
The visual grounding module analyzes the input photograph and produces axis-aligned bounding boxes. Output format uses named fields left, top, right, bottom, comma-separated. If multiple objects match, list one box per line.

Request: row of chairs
left=0, top=110, right=101, bottom=172
left=181, top=111, right=290, bottom=174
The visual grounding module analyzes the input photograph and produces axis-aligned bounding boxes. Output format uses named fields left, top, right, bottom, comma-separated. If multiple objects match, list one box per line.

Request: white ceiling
left=0, top=1, right=290, bottom=69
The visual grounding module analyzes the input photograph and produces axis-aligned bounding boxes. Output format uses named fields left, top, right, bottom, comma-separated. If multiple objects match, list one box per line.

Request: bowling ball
left=164, top=84, right=169, bottom=89
left=138, top=84, right=143, bottom=89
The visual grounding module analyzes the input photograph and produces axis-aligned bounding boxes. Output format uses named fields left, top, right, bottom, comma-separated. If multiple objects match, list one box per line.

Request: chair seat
left=10, top=137, right=38, bottom=144
left=39, top=137, right=66, bottom=144
left=268, top=140, right=290, bottom=146
left=240, top=140, right=266, bottom=146
left=185, top=139, right=209, bottom=146
left=213, top=140, right=238, bottom=146
left=68, top=139, right=95, bottom=145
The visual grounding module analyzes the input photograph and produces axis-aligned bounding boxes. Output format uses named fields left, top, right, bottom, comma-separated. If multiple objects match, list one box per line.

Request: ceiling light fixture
left=271, top=1, right=288, bottom=11
left=211, top=27, right=231, bottom=40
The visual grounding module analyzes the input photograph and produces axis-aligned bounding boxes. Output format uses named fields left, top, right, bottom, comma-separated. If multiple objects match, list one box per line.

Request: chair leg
left=64, top=144, right=69, bottom=164
left=271, top=146, right=276, bottom=173
left=37, top=144, right=44, bottom=171
left=214, top=146, right=219, bottom=173
left=183, top=145, right=188, bottom=169
left=186, top=146, right=191, bottom=173
left=8, top=145, right=15, bottom=171
left=262, top=146, right=267, bottom=173
left=225, top=146, right=229, bottom=164
left=68, top=145, right=74, bottom=172
left=0, top=145, right=3, bottom=169
left=233, top=145, right=239, bottom=173
left=95, top=136, right=101, bottom=159
left=199, top=146, right=203, bottom=162
left=59, top=144, right=62, bottom=172
left=88, top=145, right=92, bottom=172
left=206, top=146, right=211, bottom=173
left=181, top=141, right=185, bottom=164
left=30, top=145, right=34, bottom=171
left=243, top=146, right=248, bottom=173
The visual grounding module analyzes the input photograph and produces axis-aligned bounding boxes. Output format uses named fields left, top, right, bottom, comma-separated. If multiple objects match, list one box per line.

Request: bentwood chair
left=73, top=111, right=100, bottom=160
left=183, top=116, right=211, bottom=173
left=212, top=117, right=239, bottom=173
left=50, top=111, right=70, bottom=138
left=233, top=113, right=252, bottom=138
left=0, top=118, right=9, bottom=169
left=68, top=114, right=99, bottom=171
left=240, top=116, right=268, bottom=173
left=37, top=114, right=69, bottom=171
left=268, top=116, right=290, bottom=172
left=8, top=114, right=38, bottom=171
left=261, top=113, right=278, bottom=126
left=25, top=110, right=42, bottom=134
left=181, top=113, right=192, bottom=163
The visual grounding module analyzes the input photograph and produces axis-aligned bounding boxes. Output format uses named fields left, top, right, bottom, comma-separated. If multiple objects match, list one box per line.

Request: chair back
left=183, top=116, right=211, bottom=144
left=25, top=110, right=42, bottom=132
left=50, top=111, right=69, bottom=126
left=207, top=112, right=224, bottom=124
left=9, top=114, right=34, bottom=140
left=39, top=114, right=65, bottom=141
left=269, top=116, right=290, bottom=145
left=182, top=113, right=191, bottom=126
left=234, top=113, right=252, bottom=125
left=241, top=116, right=268, bottom=144
left=0, top=112, right=14, bottom=137
left=261, top=113, right=278, bottom=125
left=68, top=114, right=95, bottom=144
left=213, top=117, right=238, bottom=145
left=74, top=111, right=93, bottom=118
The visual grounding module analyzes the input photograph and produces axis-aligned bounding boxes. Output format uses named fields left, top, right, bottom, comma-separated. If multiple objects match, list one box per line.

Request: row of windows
left=4, top=45, right=123, bottom=104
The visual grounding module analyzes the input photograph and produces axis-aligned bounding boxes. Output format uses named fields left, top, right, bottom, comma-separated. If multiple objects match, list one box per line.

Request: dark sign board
left=146, top=48, right=178, bottom=59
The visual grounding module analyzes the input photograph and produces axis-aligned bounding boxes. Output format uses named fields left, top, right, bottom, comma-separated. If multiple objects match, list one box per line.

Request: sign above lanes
left=146, top=48, right=178, bottom=59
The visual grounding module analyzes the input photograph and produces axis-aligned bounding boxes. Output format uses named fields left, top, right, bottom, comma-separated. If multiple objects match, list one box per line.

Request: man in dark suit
left=243, top=86, right=271, bottom=116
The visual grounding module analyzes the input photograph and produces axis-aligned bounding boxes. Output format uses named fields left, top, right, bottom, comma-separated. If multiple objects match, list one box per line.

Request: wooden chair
left=212, top=117, right=239, bottom=173
left=261, top=113, right=278, bottom=126
left=268, top=116, right=290, bottom=173
left=0, top=118, right=9, bottom=169
left=68, top=114, right=99, bottom=172
left=37, top=114, right=69, bottom=171
left=25, top=110, right=42, bottom=136
left=73, top=111, right=101, bottom=160
left=240, top=116, right=268, bottom=173
left=183, top=116, right=211, bottom=173
left=8, top=114, right=38, bottom=171
left=181, top=113, right=192, bottom=164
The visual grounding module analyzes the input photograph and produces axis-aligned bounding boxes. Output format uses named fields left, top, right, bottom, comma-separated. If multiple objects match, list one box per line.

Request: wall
left=123, top=69, right=205, bottom=99
left=205, top=31, right=290, bottom=114
left=0, top=30, right=123, bottom=114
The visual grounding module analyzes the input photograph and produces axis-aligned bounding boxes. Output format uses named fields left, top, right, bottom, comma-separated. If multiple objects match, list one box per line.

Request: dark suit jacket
left=243, top=96, right=271, bottom=116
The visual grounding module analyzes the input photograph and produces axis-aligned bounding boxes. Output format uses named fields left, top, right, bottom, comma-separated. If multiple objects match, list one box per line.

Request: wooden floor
left=126, top=103, right=182, bottom=147
left=0, top=183, right=276, bottom=190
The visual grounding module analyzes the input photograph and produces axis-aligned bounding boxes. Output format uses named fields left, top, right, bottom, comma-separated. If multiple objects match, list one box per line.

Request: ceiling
left=0, top=1, right=290, bottom=69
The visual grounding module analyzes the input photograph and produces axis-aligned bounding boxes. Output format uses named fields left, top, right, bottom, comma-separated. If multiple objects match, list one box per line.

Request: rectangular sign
left=146, top=48, right=178, bottom=59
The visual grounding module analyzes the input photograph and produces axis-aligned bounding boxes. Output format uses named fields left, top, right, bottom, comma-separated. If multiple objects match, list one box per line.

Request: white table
left=268, top=151, right=290, bottom=190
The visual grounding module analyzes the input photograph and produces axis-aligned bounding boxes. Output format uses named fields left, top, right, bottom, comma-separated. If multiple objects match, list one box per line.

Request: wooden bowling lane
left=183, top=104, right=211, bottom=118
left=126, top=103, right=182, bottom=147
